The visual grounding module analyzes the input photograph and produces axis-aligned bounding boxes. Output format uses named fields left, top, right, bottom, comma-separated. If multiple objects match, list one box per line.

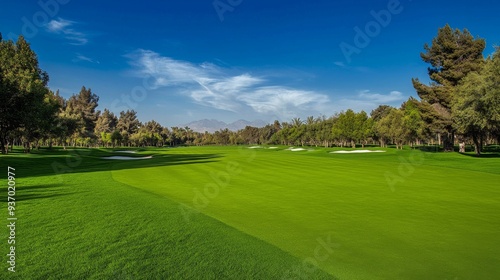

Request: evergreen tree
left=370, top=105, right=392, bottom=122
left=117, top=110, right=140, bottom=145
left=354, top=111, right=373, bottom=148
left=401, top=98, right=425, bottom=146
left=0, top=35, right=52, bottom=153
left=141, top=120, right=163, bottom=146
left=412, top=24, right=485, bottom=150
left=333, top=109, right=357, bottom=148
left=64, top=86, right=100, bottom=144
left=452, top=48, right=500, bottom=155
left=95, top=109, right=118, bottom=147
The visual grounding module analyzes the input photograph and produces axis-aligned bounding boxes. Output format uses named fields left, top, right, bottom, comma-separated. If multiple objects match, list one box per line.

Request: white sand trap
left=290, top=148, right=307, bottom=152
left=248, top=146, right=262, bottom=149
left=114, top=150, right=137, bottom=154
left=102, top=156, right=153, bottom=160
left=330, top=150, right=385, bottom=154
left=268, top=147, right=279, bottom=149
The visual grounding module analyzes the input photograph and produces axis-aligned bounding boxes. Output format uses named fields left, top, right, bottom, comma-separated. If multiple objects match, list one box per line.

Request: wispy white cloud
left=333, top=90, right=405, bottom=113
left=131, top=50, right=207, bottom=86
left=47, top=19, right=72, bottom=32
left=72, top=53, right=99, bottom=64
left=128, top=50, right=408, bottom=119
left=358, top=90, right=404, bottom=103
left=46, top=18, right=88, bottom=45
left=238, top=87, right=330, bottom=118
left=128, top=50, right=330, bottom=118
left=334, top=61, right=346, bottom=67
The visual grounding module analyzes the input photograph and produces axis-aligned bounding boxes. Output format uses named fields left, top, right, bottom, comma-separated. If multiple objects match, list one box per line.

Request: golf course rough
left=1, top=146, right=499, bottom=279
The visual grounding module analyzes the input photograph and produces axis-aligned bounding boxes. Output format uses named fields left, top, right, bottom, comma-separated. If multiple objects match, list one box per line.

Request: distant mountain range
left=184, top=119, right=268, bottom=133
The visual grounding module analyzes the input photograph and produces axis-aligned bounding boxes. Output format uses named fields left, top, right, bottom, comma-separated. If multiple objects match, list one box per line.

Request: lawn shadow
left=483, top=145, right=500, bottom=153
left=0, top=149, right=223, bottom=179
left=414, top=145, right=443, bottom=153
left=459, top=152, right=500, bottom=158
left=0, top=183, right=73, bottom=202
left=455, top=145, right=500, bottom=158
left=106, top=153, right=222, bottom=171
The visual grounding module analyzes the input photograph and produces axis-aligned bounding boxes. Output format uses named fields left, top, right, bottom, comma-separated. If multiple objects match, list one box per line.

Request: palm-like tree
left=291, top=117, right=302, bottom=127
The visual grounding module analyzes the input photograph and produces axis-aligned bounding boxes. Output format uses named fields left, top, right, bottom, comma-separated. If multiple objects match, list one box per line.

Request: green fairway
left=1, top=146, right=500, bottom=279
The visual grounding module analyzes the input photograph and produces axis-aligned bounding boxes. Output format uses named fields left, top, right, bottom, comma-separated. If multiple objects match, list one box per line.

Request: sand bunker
left=102, top=156, right=153, bottom=160
left=114, top=150, right=137, bottom=154
left=290, top=148, right=307, bottom=151
left=268, top=147, right=279, bottom=149
left=330, top=150, right=385, bottom=154
left=248, top=146, right=262, bottom=149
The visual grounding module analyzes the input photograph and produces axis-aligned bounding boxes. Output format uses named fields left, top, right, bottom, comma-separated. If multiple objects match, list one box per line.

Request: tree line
left=1, top=25, right=499, bottom=155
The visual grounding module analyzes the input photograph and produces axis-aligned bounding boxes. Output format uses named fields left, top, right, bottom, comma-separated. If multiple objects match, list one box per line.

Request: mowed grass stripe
left=3, top=147, right=499, bottom=279
left=111, top=147, right=500, bottom=279
left=1, top=151, right=335, bottom=280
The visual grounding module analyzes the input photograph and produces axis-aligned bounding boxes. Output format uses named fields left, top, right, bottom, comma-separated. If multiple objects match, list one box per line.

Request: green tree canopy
left=412, top=24, right=486, bottom=150
left=0, top=35, right=53, bottom=153
left=452, top=48, right=500, bottom=154
left=413, top=24, right=485, bottom=107
left=64, top=86, right=100, bottom=141
left=117, top=110, right=141, bottom=145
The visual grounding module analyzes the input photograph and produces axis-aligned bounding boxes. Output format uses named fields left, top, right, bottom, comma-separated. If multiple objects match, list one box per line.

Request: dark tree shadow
left=14, top=193, right=71, bottom=202
left=483, top=145, right=500, bottom=153
left=455, top=145, right=500, bottom=158
left=0, top=183, right=73, bottom=202
left=0, top=149, right=223, bottom=179
left=413, top=146, right=442, bottom=153
left=459, top=153, right=500, bottom=158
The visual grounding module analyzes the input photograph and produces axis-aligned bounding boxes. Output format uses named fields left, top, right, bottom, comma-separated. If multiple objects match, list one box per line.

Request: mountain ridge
left=184, top=119, right=268, bottom=133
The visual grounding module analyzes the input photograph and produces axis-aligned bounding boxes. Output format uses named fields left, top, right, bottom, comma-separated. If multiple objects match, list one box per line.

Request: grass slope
left=1, top=146, right=500, bottom=279
left=0, top=149, right=333, bottom=279
left=110, top=146, right=500, bottom=280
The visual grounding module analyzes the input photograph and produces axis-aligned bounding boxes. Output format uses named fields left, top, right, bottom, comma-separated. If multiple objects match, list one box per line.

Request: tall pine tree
left=412, top=24, right=485, bottom=150
left=64, top=86, right=100, bottom=144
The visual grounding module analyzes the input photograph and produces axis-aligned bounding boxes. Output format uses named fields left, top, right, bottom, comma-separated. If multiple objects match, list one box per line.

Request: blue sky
left=1, top=0, right=499, bottom=127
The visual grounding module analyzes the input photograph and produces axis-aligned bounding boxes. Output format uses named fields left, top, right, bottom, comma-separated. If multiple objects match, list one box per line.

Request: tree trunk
left=480, top=135, right=484, bottom=153
left=450, top=130, right=456, bottom=151
left=0, top=139, right=6, bottom=154
left=24, top=141, right=32, bottom=153
left=472, top=133, right=481, bottom=155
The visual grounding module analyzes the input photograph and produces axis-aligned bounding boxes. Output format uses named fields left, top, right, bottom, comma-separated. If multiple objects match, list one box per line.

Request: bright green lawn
left=1, top=146, right=499, bottom=279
